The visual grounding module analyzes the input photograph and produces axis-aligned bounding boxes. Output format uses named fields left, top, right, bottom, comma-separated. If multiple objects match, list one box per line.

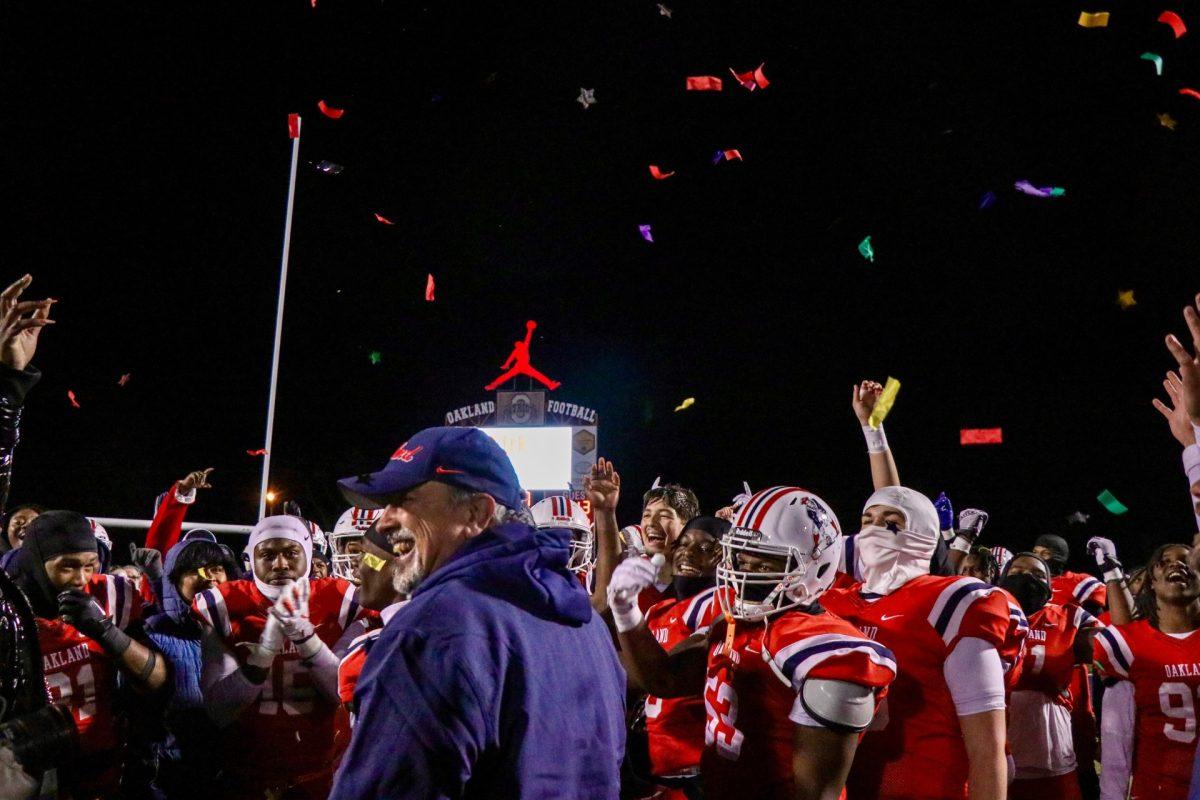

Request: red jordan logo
left=484, top=320, right=561, bottom=391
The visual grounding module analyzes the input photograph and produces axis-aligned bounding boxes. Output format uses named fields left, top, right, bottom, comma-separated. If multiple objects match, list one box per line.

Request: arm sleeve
left=199, top=626, right=261, bottom=728
left=1184, top=443, right=1200, bottom=532
left=302, top=643, right=340, bottom=702
left=329, top=630, right=495, bottom=800
left=0, top=364, right=39, bottom=523
left=144, top=483, right=193, bottom=553
left=1099, top=680, right=1134, bottom=800
left=943, top=637, right=1007, bottom=716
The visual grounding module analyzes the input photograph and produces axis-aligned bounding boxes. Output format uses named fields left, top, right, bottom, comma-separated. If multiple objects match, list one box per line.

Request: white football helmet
left=717, top=486, right=843, bottom=620
left=990, top=546, right=1014, bottom=574
left=88, top=518, right=111, bottom=550
left=531, top=496, right=594, bottom=574
left=331, top=507, right=382, bottom=581
left=620, top=524, right=645, bottom=556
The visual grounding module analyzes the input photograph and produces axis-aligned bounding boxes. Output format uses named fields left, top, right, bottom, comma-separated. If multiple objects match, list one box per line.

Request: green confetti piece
left=1048, top=187, right=1066, bottom=197
left=858, top=235, right=875, bottom=262
left=1140, top=52, right=1163, bottom=76
left=1096, top=489, right=1128, bottom=515
left=368, top=351, right=382, bottom=365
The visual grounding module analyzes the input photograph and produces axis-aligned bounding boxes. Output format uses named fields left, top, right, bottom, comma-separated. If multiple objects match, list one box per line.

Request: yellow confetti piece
left=868, top=377, right=901, bottom=430
left=674, top=397, right=695, bottom=412
left=1117, top=289, right=1136, bottom=309
left=1078, top=11, right=1110, bottom=27
left=1158, top=112, right=1178, bottom=130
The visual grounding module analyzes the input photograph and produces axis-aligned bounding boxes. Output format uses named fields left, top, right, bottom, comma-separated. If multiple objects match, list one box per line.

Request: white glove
left=607, top=555, right=665, bottom=633
left=956, top=508, right=989, bottom=542
left=1086, top=536, right=1123, bottom=581
left=244, top=612, right=284, bottom=669
left=0, top=744, right=37, bottom=800
left=270, top=578, right=323, bottom=659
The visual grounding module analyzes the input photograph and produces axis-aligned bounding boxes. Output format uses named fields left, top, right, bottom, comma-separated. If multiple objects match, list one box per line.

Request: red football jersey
left=1014, top=603, right=1097, bottom=699
left=643, top=586, right=719, bottom=777
left=823, top=575, right=1026, bottom=800
left=193, top=577, right=361, bottom=796
left=38, top=573, right=141, bottom=797
left=697, top=600, right=896, bottom=800
left=335, top=616, right=383, bottom=710
left=1051, top=570, right=1106, bottom=609
left=1093, top=620, right=1200, bottom=798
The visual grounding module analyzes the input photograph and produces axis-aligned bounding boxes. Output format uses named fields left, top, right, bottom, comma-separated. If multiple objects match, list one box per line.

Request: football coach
left=329, top=427, right=626, bottom=800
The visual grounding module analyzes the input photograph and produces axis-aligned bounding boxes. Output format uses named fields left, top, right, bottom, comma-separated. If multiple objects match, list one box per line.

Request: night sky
left=4, top=0, right=1199, bottom=570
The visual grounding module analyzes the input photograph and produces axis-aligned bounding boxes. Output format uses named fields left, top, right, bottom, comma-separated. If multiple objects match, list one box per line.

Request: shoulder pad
left=800, top=677, right=875, bottom=732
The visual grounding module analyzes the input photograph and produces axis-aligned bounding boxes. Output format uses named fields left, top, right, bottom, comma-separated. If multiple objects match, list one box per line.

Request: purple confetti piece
left=979, top=190, right=996, bottom=209
left=638, top=224, right=654, bottom=243
left=1014, top=180, right=1053, bottom=198
left=314, top=160, right=345, bottom=175
left=712, top=150, right=725, bottom=164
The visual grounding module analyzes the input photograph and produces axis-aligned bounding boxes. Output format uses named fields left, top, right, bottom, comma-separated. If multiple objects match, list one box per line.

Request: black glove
left=128, top=543, right=163, bottom=581
left=57, top=590, right=131, bottom=656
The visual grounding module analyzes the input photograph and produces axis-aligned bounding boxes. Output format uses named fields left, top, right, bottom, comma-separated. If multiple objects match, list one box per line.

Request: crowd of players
left=1, top=271, right=1199, bottom=800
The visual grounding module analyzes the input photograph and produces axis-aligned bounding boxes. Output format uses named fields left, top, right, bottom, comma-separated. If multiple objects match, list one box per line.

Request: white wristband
left=862, top=425, right=888, bottom=454
left=950, top=536, right=973, bottom=554
left=1184, top=444, right=1200, bottom=487
left=613, top=603, right=644, bottom=634
left=1103, top=568, right=1124, bottom=584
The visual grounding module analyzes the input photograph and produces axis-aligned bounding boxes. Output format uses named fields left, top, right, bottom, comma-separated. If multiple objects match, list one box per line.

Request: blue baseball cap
left=338, top=426, right=524, bottom=510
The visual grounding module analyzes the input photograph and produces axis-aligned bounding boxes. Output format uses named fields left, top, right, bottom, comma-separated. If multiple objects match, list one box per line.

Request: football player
left=530, top=495, right=594, bottom=579
left=822, top=486, right=1027, bottom=800
left=611, top=487, right=897, bottom=800
left=329, top=507, right=381, bottom=584
left=613, top=515, right=728, bottom=798
left=194, top=515, right=364, bottom=799
left=1093, top=543, right=1200, bottom=800
left=999, top=553, right=1102, bottom=800
left=10, top=510, right=167, bottom=797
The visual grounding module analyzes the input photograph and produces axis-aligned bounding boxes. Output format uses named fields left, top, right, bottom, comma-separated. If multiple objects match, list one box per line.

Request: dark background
left=3, top=0, right=1199, bottom=570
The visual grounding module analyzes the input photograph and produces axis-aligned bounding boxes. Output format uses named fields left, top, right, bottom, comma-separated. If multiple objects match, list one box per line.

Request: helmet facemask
left=718, top=530, right=815, bottom=620
left=566, top=527, right=596, bottom=575
left=330, top=534, right=364, bottom=582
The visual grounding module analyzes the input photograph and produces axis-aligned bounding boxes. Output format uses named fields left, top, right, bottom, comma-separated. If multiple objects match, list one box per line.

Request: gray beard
left=393, top=556, right=425, bottom=596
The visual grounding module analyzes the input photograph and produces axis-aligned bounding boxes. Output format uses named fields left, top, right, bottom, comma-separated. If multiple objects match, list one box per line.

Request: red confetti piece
left=1158, top=10, right=1187, bottom=38
left=67, top=390, right=80, bottom=409
left=960, top=428, right=1003, bottom=445
left=648, top=165, right=675, bottom=180
left=246, top=448, right=269, bottom=456
left=686, top=76, right=723, bottom=91
left=1180, top=87, right=1200, bottom=101
left=117, top=373, right=131, bottom=387
left=317, top=100, right=344, bottom=119
left=374, top=213, right=395, bottom=225
left=729, top=63, right=770, bottom=90
left=425, top=274, right=436, bottom=302
left=287, top=113, right=300, bottom=139
left=723, top=149, right=743, bottom=162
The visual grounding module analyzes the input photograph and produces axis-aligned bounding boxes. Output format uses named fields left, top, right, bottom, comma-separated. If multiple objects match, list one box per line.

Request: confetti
left=657, top=3, right=672, bottom=17
left=868, top=377, right=900, bottom=430
left=67, top=390, right=80, bottom=409
left=1179, top=88, right=1200, bottom=101
left=374, top=213, right=394, bottom=225
left=1096, top=489, right=1129, bottom=515
left=648, top=165, right=675, bottom=180
left=425, top=274, right=435, bottom=302
left=979, top=191, right=997, bottom=209
left=638, top=224, right=654, bottom=243
left=1117, top=289, right=1136, bottom=309
left=722, top=149, right=743, bottom=162
left=960, top=428, right=1003, bottom=445
left=1140, top=52, right=1164, bottom=76
left=246, top=449, right=269, bottom=456
left=729, top=63, right=769, bottom=91
left=858, top=235, right=875, bottom=262
left=1014, top=180, right=1064, bottom=198
left=287, top=113, right=301, bottom=139
left=117, top=373, right=131, bottom=387
left=1158, top=10, right=1187, bottom=38
left=1067, top=511, right=1091, bottom=524
left=576, top=88, right=596, bottom=109
left=674, top=397, right=695, bottom=412
left=686, top=76, right=723, bottom=91
left=369, top=351, right=382, bottom=365
left=1158, top=112, right=1178, bottom=130
left=1077, top=11, right=1110, bottom=27
left=314, top=160, right=344, bottom=175
left=317, top=100, right=344, bottom=119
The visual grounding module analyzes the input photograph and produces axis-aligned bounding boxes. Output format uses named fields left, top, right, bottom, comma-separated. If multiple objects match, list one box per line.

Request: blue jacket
left=330, top=522, right=626, bottom=800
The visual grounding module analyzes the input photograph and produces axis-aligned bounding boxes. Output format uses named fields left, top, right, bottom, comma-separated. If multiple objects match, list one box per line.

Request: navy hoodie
left=330, top=522, right=626, bottom=800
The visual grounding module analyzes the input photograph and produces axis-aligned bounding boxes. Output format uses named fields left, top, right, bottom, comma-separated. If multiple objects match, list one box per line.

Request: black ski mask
left=999, top=552, right=1053, bottom=616
left=9, top=511, right=97, bottom=618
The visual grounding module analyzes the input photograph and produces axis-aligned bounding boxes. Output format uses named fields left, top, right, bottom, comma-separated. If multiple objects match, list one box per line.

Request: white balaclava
left=248, top=515, right=314, bottom=601
left=855, top=486, right=940, bottom=596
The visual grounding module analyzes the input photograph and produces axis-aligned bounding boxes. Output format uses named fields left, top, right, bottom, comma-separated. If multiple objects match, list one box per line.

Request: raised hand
left=178, top=468, right=215, bottom=494
left=584, top=457, right=621, bottom=512
left=0, top=275, right=55, bottom=371
left=1152, top=370, right=1197, bottom=447
left=1165, top=293, right=1200, bottom=422
left=851, top=380, right=884, bottom=427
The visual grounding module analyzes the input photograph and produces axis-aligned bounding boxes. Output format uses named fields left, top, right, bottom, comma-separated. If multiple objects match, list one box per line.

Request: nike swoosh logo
left=880, top=614, right=904, bottom=621
left=435, top=466, right=465, bottom=475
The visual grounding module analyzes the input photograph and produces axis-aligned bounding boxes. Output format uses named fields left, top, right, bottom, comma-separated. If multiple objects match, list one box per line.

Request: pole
left=258, top=115, right=302, bottom=520
left=90, top=517, right=255, bottom=536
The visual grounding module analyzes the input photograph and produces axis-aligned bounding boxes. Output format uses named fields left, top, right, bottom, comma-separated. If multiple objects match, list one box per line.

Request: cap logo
left=435, top=466, right=465, bottom=475
left=390, top=443, right=424, bottom=462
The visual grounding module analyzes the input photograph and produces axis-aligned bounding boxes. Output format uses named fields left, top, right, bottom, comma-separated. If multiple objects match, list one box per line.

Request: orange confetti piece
left=317, top=100, right=344, bottom=119
left=729, top=63, right=769, bottom=90
left=117, top=373, right=131, bottom=387
left=1180, top=88, right=1200, bottom=101
left=685, top=76, right=723, bottom=91
left=1158, top=10, right=1187, bottom=38
left=374, top=213, right=394, bottom=225
left=246, top=449, right=268, bottom=456
left=425, top=274, right=435, bottom=302
left=648, top=165, right=675, bottom=180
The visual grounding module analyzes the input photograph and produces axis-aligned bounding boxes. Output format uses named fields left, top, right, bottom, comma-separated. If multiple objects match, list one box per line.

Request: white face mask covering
left=856, top=487, right=940, bottom=596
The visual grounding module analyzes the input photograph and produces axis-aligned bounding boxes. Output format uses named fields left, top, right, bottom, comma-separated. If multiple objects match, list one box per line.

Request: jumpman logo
left=484, top=320, right=561, bottom=391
